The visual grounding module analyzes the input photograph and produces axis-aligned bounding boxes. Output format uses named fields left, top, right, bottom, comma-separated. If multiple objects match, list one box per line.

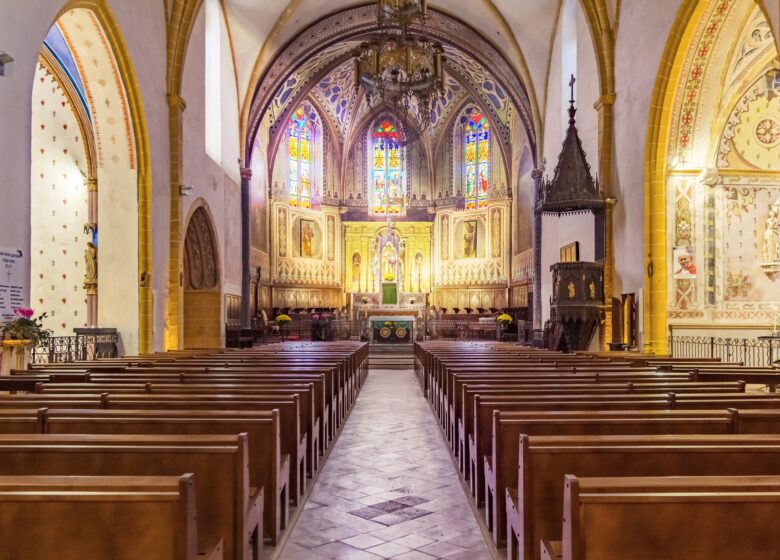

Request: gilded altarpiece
left=271, top=201, right=343, bottom=308
left=344, top=222, right=433, bottom=297
left=434, top=202, right=511, bottom=310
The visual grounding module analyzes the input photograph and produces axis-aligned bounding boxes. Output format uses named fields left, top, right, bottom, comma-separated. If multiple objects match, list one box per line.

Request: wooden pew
left=0, top=474, right=221, bottom=560
left=546, top=475, right=780, bottom=560
left=486, top=409, right=735, bottom=545
left=505, top=434, right=780, bottom=560
left=0, top=433, right=261, bottom=560
left=43, top=409, right=285, bottom=546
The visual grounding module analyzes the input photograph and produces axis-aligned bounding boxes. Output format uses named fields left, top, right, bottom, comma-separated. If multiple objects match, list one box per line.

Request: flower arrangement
left=383, top=272, right=396, bottom=282
left=496, top=313, right=513, bottom=325
left=361, top=296, right=369, bottom=304
left=275, top=314, right=292, bottom=324
left=1, top=308, right=52, bottom=346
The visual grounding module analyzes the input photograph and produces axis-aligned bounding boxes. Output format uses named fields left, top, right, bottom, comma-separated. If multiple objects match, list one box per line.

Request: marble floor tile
left=278, top=366, right=490, bottom=560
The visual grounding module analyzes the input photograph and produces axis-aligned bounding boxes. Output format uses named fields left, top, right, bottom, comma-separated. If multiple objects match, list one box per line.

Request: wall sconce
left=179, top=184, right=194, bottom=196
left=647, top=261, right=654, bottom=278
left=605, top=197, right=618, bottom=206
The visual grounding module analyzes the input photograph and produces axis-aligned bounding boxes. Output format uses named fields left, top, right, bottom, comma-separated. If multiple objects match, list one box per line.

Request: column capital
left=531, top=168, right=544, bottom=180
left=240, top=167, right=253, bottom=181
left=593, top=93, right=616, bottom=111
left=86, top=178, right=98, bottom=191
left=166, top=93, right=187, bottom=111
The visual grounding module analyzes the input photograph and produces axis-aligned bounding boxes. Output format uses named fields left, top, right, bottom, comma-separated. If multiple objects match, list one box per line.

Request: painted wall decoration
left=30, top=61, right=89, bottom=335
left=718, top=79, right=780, bottom=170
left=294, top=218, right=321, bottom=259
left=327, top=214, right=336, bottom=261
left=454, top=218, right=485, bottom=260
left=491, top=209, right=501, bottom=258
left=440, top=214, right=450, bottom=261
left=463, top=220, right=478, bottom=258
left=277, top=207, right=288, bottom=257
left=673, top=247, right=697, bottom=279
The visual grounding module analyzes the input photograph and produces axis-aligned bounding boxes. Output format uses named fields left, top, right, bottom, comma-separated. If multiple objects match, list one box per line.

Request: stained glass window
left=464, top=112, right=490, bottom=210
left=288, top=108, right=313, bottom=209
left=372, top=121, right=405, bottom=216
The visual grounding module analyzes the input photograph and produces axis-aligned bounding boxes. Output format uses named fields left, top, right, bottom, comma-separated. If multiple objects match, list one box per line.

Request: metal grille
left=669, top=335, right=779, bottom=368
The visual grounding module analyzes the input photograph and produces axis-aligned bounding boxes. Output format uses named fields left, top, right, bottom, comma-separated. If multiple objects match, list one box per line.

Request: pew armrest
left=198, top=538, right=224, bottom=560
left=540, top=539, right=562, bottom=560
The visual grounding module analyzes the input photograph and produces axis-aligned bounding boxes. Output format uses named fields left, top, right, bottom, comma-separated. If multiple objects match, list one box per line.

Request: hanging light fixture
left=353, top=0, right=444, bottom=130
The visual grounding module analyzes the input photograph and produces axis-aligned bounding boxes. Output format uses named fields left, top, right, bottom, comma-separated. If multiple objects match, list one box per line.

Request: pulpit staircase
left=368, top=342, right=414, bottom=370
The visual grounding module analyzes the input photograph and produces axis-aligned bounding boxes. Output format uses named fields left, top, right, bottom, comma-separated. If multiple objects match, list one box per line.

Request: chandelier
left=353, top=0, right=445, bottom=129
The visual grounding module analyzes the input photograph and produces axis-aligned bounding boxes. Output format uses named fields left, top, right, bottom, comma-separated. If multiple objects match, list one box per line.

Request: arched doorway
left=183, top=205, right=222, bottom=349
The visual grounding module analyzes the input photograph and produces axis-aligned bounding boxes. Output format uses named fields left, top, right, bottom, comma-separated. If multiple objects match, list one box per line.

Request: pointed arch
left=45, top=0, right=152, bottom=354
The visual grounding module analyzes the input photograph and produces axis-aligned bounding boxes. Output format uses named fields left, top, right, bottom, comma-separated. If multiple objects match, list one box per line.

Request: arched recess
left=183, top=203, right=222, bottom=349
left=644, top=0, right=780, bottom=353
left=31, top=1, right=151, bottom=355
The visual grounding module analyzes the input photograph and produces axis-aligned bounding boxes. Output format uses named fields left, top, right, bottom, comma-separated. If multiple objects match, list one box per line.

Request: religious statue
left=382, top=241, right=397, bottom=280
left=371, top=241, right=380, bottom=290
left=567, top=281, right=576, bottom=299
left=398, top=240, right=406, bottom=286
left=762, top=201, right=780, bottom=263
left=84, top=242, right=98, bottom=284
left=464, top=222, right=477, bottom=258
left=352, top=252, right=361, bottom=285
left=588, top=281, right=596, bottom=299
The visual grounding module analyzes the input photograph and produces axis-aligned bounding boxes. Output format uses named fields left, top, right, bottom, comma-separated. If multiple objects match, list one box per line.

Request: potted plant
left=275, top=314, right=292, bottom=341
left=496, top=313, right=513, bottom=331
left=1, top=307, right=51, bottom=374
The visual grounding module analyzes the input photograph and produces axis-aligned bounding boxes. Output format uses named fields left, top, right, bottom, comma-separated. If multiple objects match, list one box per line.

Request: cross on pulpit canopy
left=569, top=74, right=576, bottom=104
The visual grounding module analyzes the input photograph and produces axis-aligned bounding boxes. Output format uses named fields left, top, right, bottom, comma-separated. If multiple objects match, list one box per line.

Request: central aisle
left=279, top=367, right=491, bottom=560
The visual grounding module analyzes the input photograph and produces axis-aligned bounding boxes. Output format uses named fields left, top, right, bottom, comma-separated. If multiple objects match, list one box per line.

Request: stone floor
left=278, top=367, right=492, bottom=560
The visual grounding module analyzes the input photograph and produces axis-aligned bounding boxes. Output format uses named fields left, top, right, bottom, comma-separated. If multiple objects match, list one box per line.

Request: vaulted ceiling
left=220, top=0, right=595, bottom=155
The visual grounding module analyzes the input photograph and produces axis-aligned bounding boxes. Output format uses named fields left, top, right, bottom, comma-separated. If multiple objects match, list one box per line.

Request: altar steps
left=369, top=343, right=414, bottom=370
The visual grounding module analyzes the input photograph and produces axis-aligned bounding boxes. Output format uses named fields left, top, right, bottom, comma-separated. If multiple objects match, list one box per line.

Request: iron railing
left=31, top=333, right=119, bottom=364
left=669, top=335, right=780, bottom=368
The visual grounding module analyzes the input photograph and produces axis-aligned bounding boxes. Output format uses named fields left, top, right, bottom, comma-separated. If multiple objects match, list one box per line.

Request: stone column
left=594, top=93, right=616, bottom=349
left=532, top=168, right=544, bottom=331
left=240, top=167, right=252, bottom=329
left=165, top=93, right=187, bottom=350
left=85, top=177, right=98, bottom=328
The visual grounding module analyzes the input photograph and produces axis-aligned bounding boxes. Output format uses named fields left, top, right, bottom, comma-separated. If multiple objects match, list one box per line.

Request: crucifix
left=569, top=74, right=576, bottom=104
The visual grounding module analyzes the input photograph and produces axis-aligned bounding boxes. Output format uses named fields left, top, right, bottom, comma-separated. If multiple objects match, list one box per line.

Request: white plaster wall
left=0, top=1, right=66, bottom=307
left=540, top=212, right=596, bottom=323
left=108, top=0, right=170, bottom=353
left=541, top=1, right=599, bottom=177
left=612, top=1, right=679, bottom=298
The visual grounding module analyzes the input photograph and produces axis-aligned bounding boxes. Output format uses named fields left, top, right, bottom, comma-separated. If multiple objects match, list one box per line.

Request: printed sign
left=0, top=248, right=27, bottom=323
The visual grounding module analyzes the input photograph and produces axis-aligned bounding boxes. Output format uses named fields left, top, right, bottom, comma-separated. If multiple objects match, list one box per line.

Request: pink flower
left=13, top=308, right=35, bottom=319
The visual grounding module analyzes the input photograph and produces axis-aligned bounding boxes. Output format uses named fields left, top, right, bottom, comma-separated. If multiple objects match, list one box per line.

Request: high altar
left=345, top=222, right=433, bottom=324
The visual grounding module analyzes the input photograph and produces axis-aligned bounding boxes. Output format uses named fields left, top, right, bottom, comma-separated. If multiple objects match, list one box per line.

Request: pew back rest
left=0, top=433, right=250, bottom=560
left=563, top=475, right=780, bottom=560
left=0, top=474, right=199, bottom=560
